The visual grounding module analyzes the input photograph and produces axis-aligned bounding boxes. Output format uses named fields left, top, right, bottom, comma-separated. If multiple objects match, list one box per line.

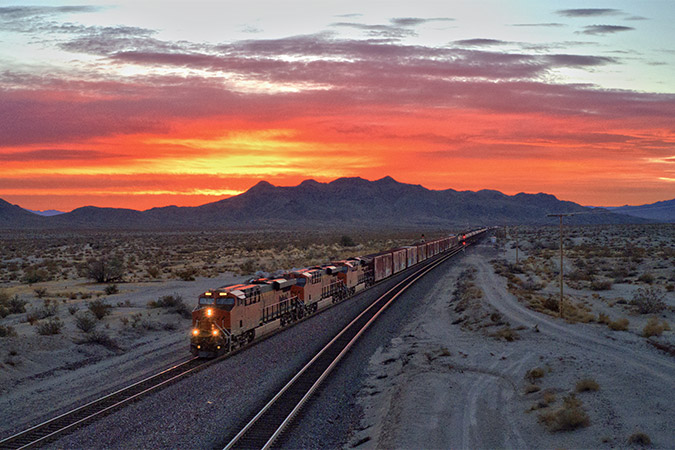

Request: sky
left=1, top=0, right=674, bottom=211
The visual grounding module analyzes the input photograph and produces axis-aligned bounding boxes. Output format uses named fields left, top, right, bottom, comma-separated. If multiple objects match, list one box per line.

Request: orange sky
left=1, top=3, right=674, bottom=211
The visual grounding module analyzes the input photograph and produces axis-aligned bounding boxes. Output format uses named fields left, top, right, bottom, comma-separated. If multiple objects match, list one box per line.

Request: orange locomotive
left=190, top=231, right=486, bottom=357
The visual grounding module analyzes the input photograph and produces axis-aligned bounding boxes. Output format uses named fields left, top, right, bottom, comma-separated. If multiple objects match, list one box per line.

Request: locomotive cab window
left=199, top=296, right=215, bottom=305
left=216, top=296, right=235, bottom=311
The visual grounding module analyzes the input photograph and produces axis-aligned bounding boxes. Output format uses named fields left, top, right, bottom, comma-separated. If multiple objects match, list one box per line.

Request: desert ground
left=0, top=228, right=423, bottom=437
left=1, top=224, right=673, bottom=448
left=350, top=224, right=674, bottom=449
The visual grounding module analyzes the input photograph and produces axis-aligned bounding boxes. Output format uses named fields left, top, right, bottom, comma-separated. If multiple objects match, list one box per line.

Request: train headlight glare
left=192, top=329, right=199, bottom=336
left=207, top=308, right=213, bottom=316
left=212, top=329, right=219, bottom=336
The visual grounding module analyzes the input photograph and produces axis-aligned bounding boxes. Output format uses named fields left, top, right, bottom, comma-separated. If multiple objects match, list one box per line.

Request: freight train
left=190, top=228, right=487, bottom=357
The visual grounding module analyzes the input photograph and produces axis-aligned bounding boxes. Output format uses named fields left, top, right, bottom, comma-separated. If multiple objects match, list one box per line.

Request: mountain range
left=605, top=199, right=675, bottom=223
left=0, top=177, right=661, bottom=230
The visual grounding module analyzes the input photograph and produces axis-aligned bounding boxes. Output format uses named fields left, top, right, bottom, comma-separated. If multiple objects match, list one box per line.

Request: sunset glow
left=1, top=1, right=674, bottom=211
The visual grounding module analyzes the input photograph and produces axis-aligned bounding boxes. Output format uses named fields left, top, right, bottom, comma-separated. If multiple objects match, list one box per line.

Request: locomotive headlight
left=206, top=308, right=213, bottom=317
left=192, top=329, right=199, bottom=336
left=212, top=329, right=219, bottom=336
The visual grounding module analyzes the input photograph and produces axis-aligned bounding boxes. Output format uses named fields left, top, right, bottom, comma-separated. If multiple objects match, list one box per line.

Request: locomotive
left=190, top=229, right=487, bottom=357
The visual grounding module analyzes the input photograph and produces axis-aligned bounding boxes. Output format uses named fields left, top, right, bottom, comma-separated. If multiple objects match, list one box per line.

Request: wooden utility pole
left=547, top=213, right=575, bottom=319
left=515, top=226, right=519, bottom=265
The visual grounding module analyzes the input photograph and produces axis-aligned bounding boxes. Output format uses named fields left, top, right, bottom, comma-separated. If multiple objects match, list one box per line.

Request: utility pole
left=515, top=226, right=519, bottom=265
left=547, top=213, right=575, bottom=319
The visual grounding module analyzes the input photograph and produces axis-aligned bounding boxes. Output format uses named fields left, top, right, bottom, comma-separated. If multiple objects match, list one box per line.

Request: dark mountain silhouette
left=605, top=198, right=675, bottom=223
left=0, top=198, right=47, bottom=228
left=1, top=177, right=650, bottom=229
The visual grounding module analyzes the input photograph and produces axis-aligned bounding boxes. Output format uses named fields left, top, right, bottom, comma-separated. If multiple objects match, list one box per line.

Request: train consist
left=190, top=228, right=488, bottom=357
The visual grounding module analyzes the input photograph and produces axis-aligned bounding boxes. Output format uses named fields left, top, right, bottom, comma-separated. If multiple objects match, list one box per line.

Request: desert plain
left=0, top=224, right=673, bottom=448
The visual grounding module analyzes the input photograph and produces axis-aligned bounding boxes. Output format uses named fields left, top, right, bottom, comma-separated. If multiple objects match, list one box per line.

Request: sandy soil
left=350, top=242, right=675, bottom=449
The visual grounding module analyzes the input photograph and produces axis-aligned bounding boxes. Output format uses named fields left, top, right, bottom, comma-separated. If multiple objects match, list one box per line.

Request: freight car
left=190, top=229, right=487, bottom=357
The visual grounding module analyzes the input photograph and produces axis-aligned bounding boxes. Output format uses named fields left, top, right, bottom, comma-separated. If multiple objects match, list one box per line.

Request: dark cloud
left=0, top=6, right=100, bottom=19
left=0, top=5, right=106, bottom=34
left=390, top=17, right=454, bottom=27
left=0, top=149, right=117, bottom=162
left=546, top=54, right=616, bottom=67
left=580, top=25, right=635, bottom=35
left=556, top=9, right=622, bottom=17
left=453, top=39, right=508, bottom=47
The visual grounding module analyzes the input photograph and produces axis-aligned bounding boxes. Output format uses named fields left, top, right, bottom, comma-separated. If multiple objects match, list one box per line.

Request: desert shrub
left=590, top=280, right=612, bottom=291
left=525, top=367, right=545, bottom=383
left=0, top=324, right=17, bottom=337
left=146, top=266, right=161, bottom=278
left=608, top=318, right=629, bottom=331
left=128, top=312, right=143, bottom=328
left=147, top=294, right=190, bottom=318
left=568, top=269, right=592, bottom=282
left=87, top=299, right=112, bottom=320
left=597, top=313, right=611, bottom=324
left=175, top=267, right=198, bottom=281
left=74, top=311, right=98, bottom=332
left=76, top=330, right=119, bottom=350
left=67, top=305, right=79, bottom=315
left=33, top=287, right=48, bottom=298
left=239, top=259, right=256, bottom=275
left=637, top=272, right=654, bottom=284
left=492, top=326, right=519, bottom=342
left=524, top=384, right=541, bottom=394
left=630, top=286, right=665, bottom=314
left=543, top=295, right=559, bottom=312
left=530, top=390, right=556, bottom=410
left=340, top=235, right=356, bottom=247
left=0, top=293, right=27, bottom=317
left=83, top=257, right=125, bottom=283
left=140, top=319, right=161, bottom=331
left=666, top=284, right=674, bottom=292
left=538, top=394, right=589, bottom=432
left=104, top=284, right=119, bottom=295
left=35, top=317, right=63, bottom=335
left=642, top=317, right=669, bottom=338
left=627, top=432, right=651, bottom=446
left=22, top=267, right=51, bottom=284
left=26, top=299, right=59, bottom=322
left=575, top=378, right=600, bottom=392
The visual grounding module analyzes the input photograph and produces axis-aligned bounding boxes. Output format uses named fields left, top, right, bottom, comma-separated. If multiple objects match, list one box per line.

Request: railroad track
left=0, top=241, right=476, bottom=449
left=224, top=245, right=466, bottom=450
left=0, top=357, right=207, bottom=449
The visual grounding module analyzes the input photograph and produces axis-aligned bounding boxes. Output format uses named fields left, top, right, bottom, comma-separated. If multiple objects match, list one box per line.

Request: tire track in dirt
left=471, top=256, right=675, bottom=384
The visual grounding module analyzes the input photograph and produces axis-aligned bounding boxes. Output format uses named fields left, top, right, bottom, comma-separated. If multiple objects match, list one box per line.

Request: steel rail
left=0, top=356, right=205, bottom=449
left=223, top=244, right=469, bottom=450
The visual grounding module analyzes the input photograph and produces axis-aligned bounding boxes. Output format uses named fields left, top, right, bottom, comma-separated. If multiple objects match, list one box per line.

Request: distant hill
left=605, top=198, right=675, bottom=223
left=0, top=177, right=650, bottom=230
left=0, top=199, right=47, bottom=228
left=25, top=209, right=65, bottom=216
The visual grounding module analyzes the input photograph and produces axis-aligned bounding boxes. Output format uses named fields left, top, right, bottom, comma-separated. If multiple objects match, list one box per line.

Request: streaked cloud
left=556, top=9, right=622, bottom=18
left=0, top=149, right=119, bottom=162
left=580, top=25, right=635, bottom=35
left=453, top=38, right=508, bottom=47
